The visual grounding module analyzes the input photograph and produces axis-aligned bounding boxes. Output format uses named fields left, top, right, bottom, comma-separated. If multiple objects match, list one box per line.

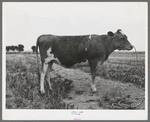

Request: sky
left=3, top=2, right=147, bottom=51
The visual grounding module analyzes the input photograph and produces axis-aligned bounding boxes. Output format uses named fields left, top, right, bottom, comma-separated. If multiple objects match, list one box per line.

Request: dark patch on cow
left=50, top=36, right=90, bottom=67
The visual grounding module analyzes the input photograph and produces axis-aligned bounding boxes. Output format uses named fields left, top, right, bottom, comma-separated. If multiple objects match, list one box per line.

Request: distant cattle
left=36, top=29, right=133, bottom=94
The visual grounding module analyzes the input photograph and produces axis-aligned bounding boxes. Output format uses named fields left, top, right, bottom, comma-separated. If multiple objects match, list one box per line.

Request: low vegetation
left=99, top=87, right=127, bottom=109
left=80, top=52, right=145, bottom=89
left=99, top=86, right=145, bottom=109
left=6, top=58, right=73, bottom=109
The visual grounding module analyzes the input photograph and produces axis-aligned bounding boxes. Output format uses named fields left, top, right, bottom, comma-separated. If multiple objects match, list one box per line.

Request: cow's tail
left=36, top=36, right=40, bottom=83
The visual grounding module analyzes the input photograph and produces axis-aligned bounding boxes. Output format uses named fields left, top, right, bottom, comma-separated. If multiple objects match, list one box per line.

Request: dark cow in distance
left=36, top=29, right=133, bottom=94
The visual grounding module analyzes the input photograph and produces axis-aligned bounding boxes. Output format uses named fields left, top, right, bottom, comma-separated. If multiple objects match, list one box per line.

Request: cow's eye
left=120, top=38, right=124, bottom=41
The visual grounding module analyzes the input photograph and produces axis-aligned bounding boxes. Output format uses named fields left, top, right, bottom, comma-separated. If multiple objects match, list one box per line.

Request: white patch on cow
left=85, top=35, right=91, bottom=51
left=40, top=47, right=60, bottom=93
left=91, top=84, right=97, bottom=92
left=47, top=47, right=52, bottom=57
left=44, top=47, right=60, bottom=64
left=89, top=35, right=91, bottom=39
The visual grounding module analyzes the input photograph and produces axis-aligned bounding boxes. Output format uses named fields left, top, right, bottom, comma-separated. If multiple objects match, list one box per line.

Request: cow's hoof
left=89, top=90, right=97, bottom=96
left=49, top=89, right=53, bottom=92
left=49, top=86, right=53, bottom=91
left=40, top=89, right=45, bottom=94
left=92, top=91, right=97, bottom=94
left=91, top=84, right=97, bottom=92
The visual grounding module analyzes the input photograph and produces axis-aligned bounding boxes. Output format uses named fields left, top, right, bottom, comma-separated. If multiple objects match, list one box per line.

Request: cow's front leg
left=46, top=63, right=54, bottom=91
left=88, top=59, right=99, bottom=92
left=91, top=68, right=97, bottom=92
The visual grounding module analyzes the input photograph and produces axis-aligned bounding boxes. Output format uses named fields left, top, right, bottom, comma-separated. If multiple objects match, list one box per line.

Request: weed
left=99, top=87, right=128, bottom=109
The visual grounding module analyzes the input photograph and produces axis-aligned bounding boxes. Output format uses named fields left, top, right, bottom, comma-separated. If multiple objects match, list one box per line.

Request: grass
left=6, top=58, right=73, bottom=109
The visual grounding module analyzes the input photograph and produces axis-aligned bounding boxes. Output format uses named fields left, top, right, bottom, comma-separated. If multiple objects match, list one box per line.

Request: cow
left=36, top=29, right=133, bottom=94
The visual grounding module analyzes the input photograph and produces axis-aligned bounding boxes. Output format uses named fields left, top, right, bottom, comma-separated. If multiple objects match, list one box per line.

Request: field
left=6, top=51, right=145, bottom=109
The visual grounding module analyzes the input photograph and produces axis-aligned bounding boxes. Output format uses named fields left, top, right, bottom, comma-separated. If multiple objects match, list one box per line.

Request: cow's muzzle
left=126, top=45, right=133, bottom=50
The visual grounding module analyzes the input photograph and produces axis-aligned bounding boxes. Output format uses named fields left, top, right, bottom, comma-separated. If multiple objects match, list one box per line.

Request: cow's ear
left=117, top=29, right=122, bottom=33
left=107, top=31, right=114, bottom=37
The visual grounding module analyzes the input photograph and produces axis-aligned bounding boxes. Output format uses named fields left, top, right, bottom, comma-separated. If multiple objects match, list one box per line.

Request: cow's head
left=107, top=29, right=133, bottom=50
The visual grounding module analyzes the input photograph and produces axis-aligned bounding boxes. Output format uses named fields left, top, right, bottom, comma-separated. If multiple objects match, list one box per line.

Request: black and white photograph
left=3, top=2, right=148, bottom=120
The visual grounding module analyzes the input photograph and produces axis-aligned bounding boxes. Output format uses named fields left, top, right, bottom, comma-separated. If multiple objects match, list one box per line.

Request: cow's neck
left=104, top=38, right=115, bottom=60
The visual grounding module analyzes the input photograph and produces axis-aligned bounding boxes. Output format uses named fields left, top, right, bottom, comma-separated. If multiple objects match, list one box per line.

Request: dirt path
left=9, top=54, right=145, bottom=109
left=50, top=63, right=144, bottom=109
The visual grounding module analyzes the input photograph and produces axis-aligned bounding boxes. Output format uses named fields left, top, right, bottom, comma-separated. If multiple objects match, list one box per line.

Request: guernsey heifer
left=36, top=29, right=133, bottom=94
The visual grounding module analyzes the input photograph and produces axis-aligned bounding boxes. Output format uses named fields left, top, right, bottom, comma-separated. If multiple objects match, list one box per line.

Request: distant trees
left=18, top=44, right=24, bottom=52
left=31, top=46, right=36, bottom=53
left=6, top=45, right=15, bottom=52
left=6, top=46, right=10, bottom=52
left=6, top=44, right=24, bottom=52
left=14, top=46, right=19, bottom=51
left=10, top=45, right=15, bottom=51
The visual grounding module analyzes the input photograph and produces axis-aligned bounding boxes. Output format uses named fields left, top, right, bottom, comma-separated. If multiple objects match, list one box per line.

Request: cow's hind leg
left=40, top=61, right=48, bottom=94
left=46, top=63, right=53, bottom=91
